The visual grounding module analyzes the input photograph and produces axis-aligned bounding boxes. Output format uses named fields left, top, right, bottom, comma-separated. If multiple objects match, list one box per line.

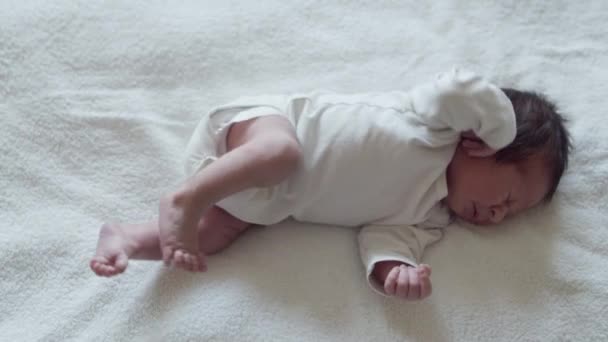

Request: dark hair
left=496, top=88, right=572, bottom=202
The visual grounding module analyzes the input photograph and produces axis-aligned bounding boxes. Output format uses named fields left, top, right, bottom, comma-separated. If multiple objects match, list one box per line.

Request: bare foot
left=90, top=223, right=135, bottom=277
left=158, top=192, right=206, bottom=272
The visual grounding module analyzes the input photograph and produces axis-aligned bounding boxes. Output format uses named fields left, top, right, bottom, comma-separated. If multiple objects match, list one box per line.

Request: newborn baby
left=90, top=68, right=571, bottom=300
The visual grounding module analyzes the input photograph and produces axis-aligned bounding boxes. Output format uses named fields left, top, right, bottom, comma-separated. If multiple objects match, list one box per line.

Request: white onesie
left=184, top=68, right=516, bottom=294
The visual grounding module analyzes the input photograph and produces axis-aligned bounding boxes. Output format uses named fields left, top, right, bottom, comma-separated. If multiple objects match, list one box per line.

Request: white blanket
left=1, top=1, right=607, bottom=341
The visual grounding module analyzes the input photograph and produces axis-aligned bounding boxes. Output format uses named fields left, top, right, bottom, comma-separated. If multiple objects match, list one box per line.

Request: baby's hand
left=461, top=131, right=496, bottom=157
left=384, top=264, right=432, bottom=301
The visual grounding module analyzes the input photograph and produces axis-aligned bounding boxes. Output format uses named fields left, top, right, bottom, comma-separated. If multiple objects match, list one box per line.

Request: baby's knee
left=248, top=134, right=302, bottom=185
left=267, top=134, right=302, bottom=170
left=227, top=115, right=302, bottom=186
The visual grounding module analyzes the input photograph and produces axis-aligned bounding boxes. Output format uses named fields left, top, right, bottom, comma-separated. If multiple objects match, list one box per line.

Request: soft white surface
left=1, top=1, right=607, bottom=341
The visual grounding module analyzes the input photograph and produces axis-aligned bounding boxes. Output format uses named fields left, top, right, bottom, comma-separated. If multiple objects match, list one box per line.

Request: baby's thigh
left=225, top=115, right=299, bottom=152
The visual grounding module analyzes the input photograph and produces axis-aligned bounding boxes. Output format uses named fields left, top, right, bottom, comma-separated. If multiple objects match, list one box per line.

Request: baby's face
left=445, top=145, right=549, bottom=225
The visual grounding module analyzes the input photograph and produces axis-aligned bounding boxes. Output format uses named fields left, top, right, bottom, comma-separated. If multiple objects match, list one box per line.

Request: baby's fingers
left=461, top=138, right=496, bottom=158
left=418, top=269, right=432, bottom=299
left=462, top=139, right=485, bottom=150
left=418, top=264, right=432, bottom=277
left=407, top=267, right=421, bottom=300
left=384, top=266, right=401, bottom=296
left=467, top=145, right=496, bottom=157
left=396, top=265, right=410, bottom=298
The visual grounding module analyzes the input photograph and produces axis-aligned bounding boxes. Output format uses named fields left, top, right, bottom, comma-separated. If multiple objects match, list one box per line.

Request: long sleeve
left=409, top=68, right=516, bottom=150
left=358, top=224, right=443, bottom=295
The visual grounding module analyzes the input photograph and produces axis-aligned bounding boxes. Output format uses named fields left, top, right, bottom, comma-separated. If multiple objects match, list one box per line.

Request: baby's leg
left=160, top=115, right=301, bottom=270
left=90, top=206, right=251, bottom=276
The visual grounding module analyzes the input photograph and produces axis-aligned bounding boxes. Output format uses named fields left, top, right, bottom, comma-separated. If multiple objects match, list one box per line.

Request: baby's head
left=445, top=89, right=572, bottom=225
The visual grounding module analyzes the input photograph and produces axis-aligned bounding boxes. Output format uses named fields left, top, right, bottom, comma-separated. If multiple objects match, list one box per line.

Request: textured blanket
left=1, top=1, right=607, bottom=341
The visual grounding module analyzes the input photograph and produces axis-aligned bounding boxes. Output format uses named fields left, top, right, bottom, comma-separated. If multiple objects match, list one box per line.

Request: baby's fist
left=384, top=264, right=432, bottom=301
left=461, top=131, right=496, bottom=157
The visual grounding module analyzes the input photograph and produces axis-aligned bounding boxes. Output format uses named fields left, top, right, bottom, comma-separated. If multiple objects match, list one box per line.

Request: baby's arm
left=358, top=224, right=442, bottom=300
left=409, top=68, right=517, bottom=151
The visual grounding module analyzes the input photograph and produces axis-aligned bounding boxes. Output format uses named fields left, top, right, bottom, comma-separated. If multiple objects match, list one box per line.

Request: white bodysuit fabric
left=184, top=68, right=516, bottom=294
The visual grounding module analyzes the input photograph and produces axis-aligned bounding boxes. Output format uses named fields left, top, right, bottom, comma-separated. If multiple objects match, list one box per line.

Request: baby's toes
left=183, top=252, right=204, bottom=272
left=195, top=253, right=207, bottom=272
left=90, top=259, right=100, bottom=272
left=90, top=257, right=109, bottom=275
left=169, top=249, right=206, bottom=272
left=172, top=249, right=196, bottom=271
left=98, top=265, right=113, bottom=277
left=100, top=265, right=115, bottom=276
left=173, top=250, right=186, bottom=268
left=183, top=254, right=197, bottom=271
left=189, top=253, right=206, bottom=272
